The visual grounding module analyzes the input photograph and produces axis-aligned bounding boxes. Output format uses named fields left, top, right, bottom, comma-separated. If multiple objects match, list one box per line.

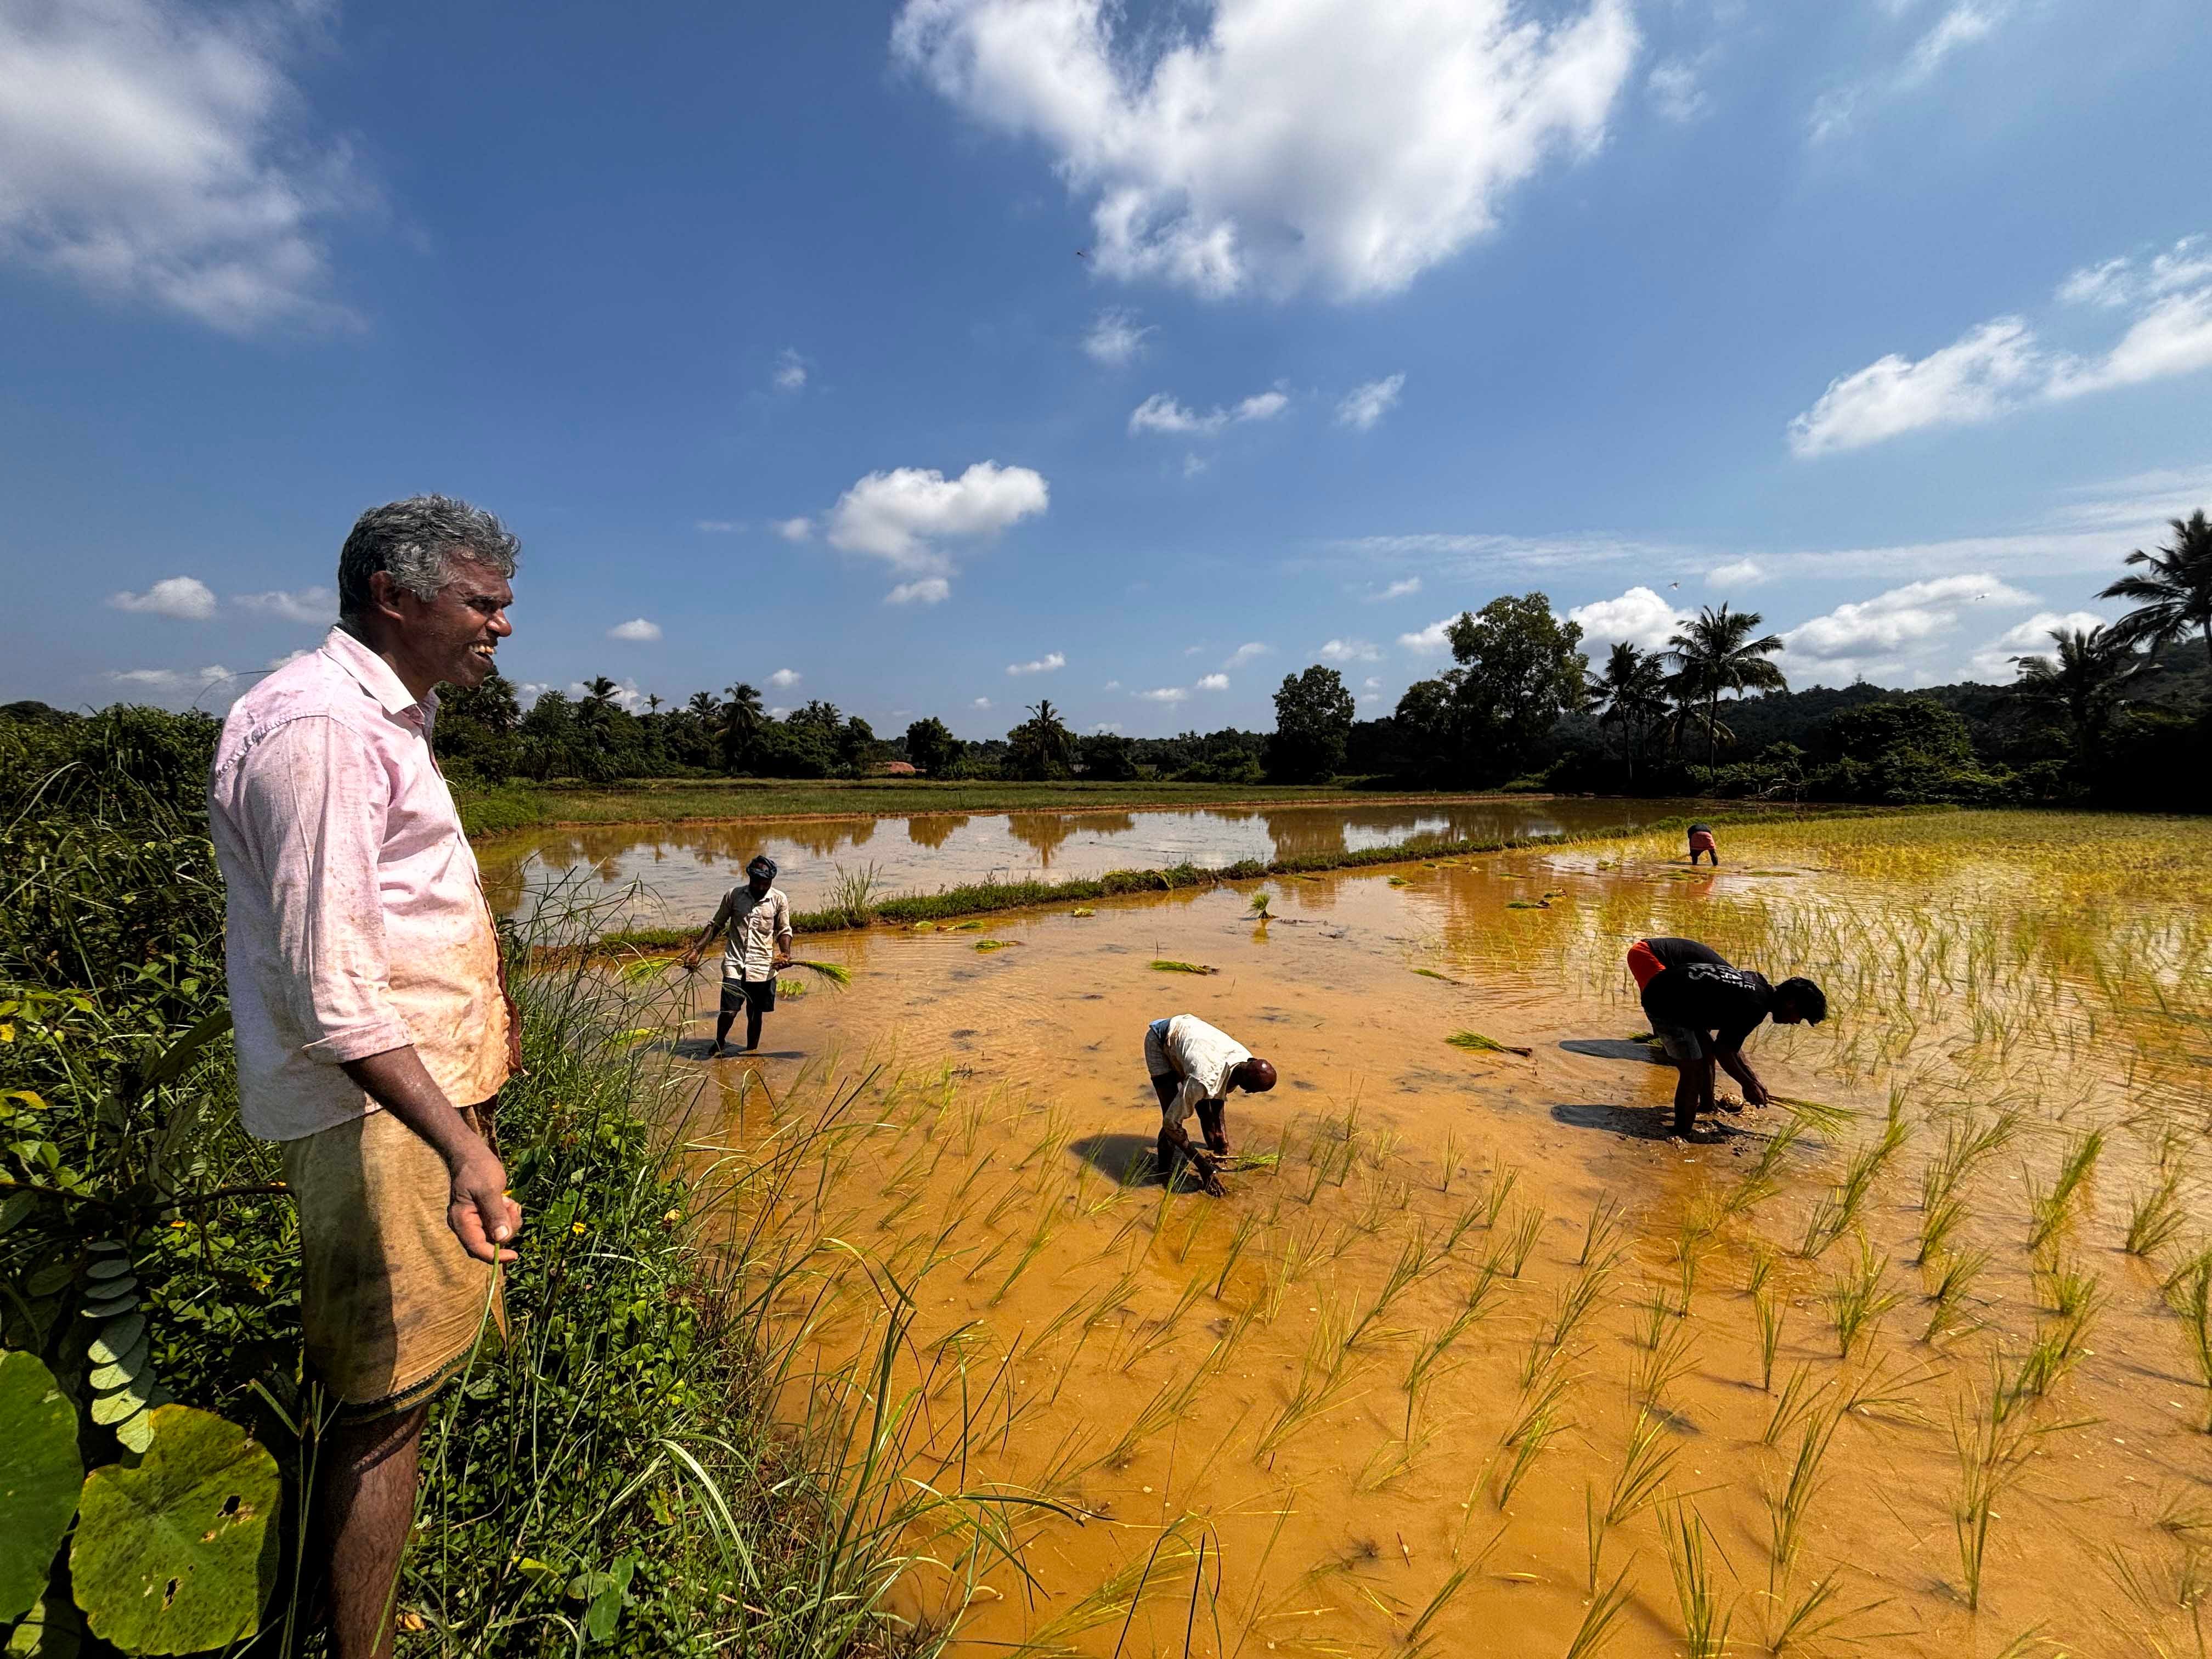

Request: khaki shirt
left=713, top=884, right=793, bottom=981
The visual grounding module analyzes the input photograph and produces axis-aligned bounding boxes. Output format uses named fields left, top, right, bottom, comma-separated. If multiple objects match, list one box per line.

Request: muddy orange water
left=481, top=797, right=1714, bottom=927
left=644, top=812, right=2211, bottom=1657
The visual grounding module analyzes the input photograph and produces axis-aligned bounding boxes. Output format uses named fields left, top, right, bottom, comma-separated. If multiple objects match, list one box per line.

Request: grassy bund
left=0, top=710, right=944, bottom=1657
left=574, top=804, right=1917, bottom=956
left=456, top=776, right=1560, bottom=837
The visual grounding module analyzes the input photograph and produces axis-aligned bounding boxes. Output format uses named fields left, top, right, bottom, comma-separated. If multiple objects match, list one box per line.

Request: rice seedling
left=2027, top=1128, right=2104, bottom=1250
left=1747, top=1244, right=1776, bottom=1300
left=1916, top=1188, right=1967, bottom=1265
left=1411, top=966, right=1458, bottom=984
left=1578, top=1193, right=1624, bottom=1266
left=1755, top=1283, right=1786, bottom=1391
left=1499, top=1205, right=1545, bottom=1278
left=1606, top=1407, right=1679, bottom=1527
left=1247, top=889, right=1273, bottom=919
left=1496, top=1367, right=1572, bottom=1506
left=1630, top=1286, right=1671, bottom=1352
left=1211, top=1207, right=1263, bottom=1298
left=784, top=957, right=854, bottom=987
left=1563, top=1562, right=1637, bottom=1659
left=1344, top=1231, right=1440, bottom=1349
left=1762, top=1364, right=1834, bottom=1448
left=1439, top=1128, right=1460, bottom=1196
left=1663, top=1501, right=1734, bottom=1659
left=1255, top=1307, right=1361, bottom=1460
left=1767, top=1406, right=1840, bottom=1590
left=1539, top=1261, right=1613, bottom=1360
left=1445, top=1030, right=1534, bottom=1057
left=1403, top=1302, right=1483, bottom=1414
left=1149, top=958, right=1217, bottom=975
left=2128, top=1169, right=2189, bottom=1258
left=1765, top=1569, right=1863, bottom=1654
left=1922, top=1246, right=1990, bottom=1344
left=1632, top=1317, right=1698, bottom=1407
left=1402, top=1562, right=1472, bottom=1659
left=1726, top=1121, right=1803, bottom=1217
left=1480, top=1165, right=1521, bottom=1229
left=1823, top=1239, right=1901, bottom=1360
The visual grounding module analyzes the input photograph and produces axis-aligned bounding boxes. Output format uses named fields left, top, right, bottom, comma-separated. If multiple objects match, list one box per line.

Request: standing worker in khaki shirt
left=680, top=855, right=794, bottom=1055
left=207, top=495, right=523, bottom=1659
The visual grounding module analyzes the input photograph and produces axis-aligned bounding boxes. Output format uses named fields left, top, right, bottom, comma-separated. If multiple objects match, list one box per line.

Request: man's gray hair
left=337, top=495, right=521, bottom=624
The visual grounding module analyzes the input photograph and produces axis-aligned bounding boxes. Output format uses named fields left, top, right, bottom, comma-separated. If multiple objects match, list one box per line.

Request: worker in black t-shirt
left=1626, top=936, right=1827, bottom=1136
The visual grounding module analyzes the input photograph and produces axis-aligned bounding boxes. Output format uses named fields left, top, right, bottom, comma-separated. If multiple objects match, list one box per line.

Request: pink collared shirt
left=208, top=627, right=512, bottom=1141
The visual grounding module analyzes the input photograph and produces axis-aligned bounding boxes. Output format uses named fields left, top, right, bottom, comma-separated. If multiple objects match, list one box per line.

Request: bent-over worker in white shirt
left=1144, top=1014, right=1278, bottom=1194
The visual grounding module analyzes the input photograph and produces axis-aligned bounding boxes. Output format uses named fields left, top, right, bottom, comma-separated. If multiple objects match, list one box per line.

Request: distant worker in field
left=1686, top=820, right=1719, bottom=866
left=681, top=855, right=793, bottom=1056
left=1145, top=1014, right=1278, bottom=1194
left=1627, top=937, right=1826, bottom=1138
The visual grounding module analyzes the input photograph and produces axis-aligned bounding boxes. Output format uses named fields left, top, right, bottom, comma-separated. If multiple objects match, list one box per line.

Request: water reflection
left=478, top=798, right=1709, bottom=928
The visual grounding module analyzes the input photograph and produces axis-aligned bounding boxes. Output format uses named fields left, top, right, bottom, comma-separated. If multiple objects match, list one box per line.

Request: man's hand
left=1192, top=1149, right=1227, bottom=1197
left=1740, top=1079, right=1771, bottom=1108
left=447, top=1143, right=521, bottom=1265
left=679, top=949, right=702, bottom=973
left=772, top=954, right=794, bottom=972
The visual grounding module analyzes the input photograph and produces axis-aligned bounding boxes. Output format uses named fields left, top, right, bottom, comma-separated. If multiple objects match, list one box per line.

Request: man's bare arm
left=1715, top=1048, right=1769, bottom=1105
left=342, top=1046, right=520, bottom=1264
left=679, top=904, right=728, bottom=970
left=1158, top=1115, right=1224, bottom=1193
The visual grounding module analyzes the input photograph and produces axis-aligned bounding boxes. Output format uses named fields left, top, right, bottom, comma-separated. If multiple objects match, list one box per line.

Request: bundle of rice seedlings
left=973, top=939, right=1019, bottom=952
left=783, top=958, right=853, bottom=987
left=1150, top=959, right=1217, bottom=975
left=1446, top=1030, right=1533, bottom=1057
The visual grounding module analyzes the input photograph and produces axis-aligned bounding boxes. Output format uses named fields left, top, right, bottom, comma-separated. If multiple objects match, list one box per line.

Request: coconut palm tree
left=2008, top=624, right=2145, bottom=758
left=578, top=675, right=623, bottom=733
left=1588, top=642, right=1670, bottom=784
left=2101, top=510, right=2212, bottom=664
left=1666, top=605, right=1787, bottom=769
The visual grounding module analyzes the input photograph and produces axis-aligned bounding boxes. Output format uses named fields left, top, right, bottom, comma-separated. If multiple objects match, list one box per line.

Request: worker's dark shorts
left=720, top=976, right=777, bottom=1015
left=1649, top=1020, right=1706, bottom=1064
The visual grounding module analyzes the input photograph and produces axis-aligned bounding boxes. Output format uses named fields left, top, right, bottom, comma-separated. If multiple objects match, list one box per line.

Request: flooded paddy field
left=482, top=796, right=1716, bottom=927
left=642, top=810, right=2212, bottom=1657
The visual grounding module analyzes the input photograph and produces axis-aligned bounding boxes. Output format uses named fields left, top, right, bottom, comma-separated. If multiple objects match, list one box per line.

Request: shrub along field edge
left=570, top=803, right=1933, bottom=957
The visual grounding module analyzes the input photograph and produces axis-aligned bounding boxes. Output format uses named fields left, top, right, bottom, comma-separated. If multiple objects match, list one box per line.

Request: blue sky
left=4, top=0, right=2209, bottom=739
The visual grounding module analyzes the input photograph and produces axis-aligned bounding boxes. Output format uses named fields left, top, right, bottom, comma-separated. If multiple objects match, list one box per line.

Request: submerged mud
left=663, top=814, right=2212, bottom=1657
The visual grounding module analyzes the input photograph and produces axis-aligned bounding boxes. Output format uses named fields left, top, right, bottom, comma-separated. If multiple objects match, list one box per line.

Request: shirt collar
left=321, top=626, right=436, bottom=721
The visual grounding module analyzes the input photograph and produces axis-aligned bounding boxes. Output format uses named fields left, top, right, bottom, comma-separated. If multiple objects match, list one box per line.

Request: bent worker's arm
left=1159, top=1114, right=1224, bottom=1194
left=773, top=891, right=794, bottom=969
left=1714, top=1046, right=1769, bottom=1106
left=680, top=894, right=733, bottom=970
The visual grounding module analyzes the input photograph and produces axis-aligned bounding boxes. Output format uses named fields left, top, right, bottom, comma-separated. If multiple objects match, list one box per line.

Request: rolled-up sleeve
left=234, top=717, right=414, bottom=1064
left=774, top=893, right=793, bottom=943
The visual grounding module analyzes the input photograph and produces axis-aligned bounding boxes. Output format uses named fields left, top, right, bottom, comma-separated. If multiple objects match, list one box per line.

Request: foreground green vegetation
left=0, top=709, right=940, bottom=1656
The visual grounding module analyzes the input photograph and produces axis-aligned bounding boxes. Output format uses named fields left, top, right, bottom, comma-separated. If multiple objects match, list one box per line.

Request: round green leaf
left=85, top=1319, right=144, bottom=1368
left=83, top=1260, right=132, bottom=1284
left=89, top=1381, right=150, bottom=1429
left=0, top=1351, right=84, bottom=1624
left=70, top=1406, right=278, bottom=1656
left=86, top=1345, right=146, bottom=1393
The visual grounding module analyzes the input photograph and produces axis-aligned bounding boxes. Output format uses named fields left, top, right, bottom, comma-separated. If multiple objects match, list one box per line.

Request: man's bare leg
left=1672, top=1055, right=1714, bottom=1136
left=320, top=1403, right=428, bottom=1659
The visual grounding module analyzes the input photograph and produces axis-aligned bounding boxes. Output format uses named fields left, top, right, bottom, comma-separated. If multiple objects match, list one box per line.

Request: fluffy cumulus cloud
left=1967, top=610, right=2108, bottom=682
left=1397, top=616, right=1457, bottom=655
left=1368, top=578, right=1423, bottom=602
left=1195, top=672, right=1229, bottom=691
left=1708, top=558, right=1766, bottom=589
left=607, top=617, right=662, bottom=642
left=769, top=668, right=802, bottom=688
left=772, top=348, right=808, bottom=391
left=1223, top=641, right=1269, bottom=668
left=1318, top=637, right=1381, bottom=663
left=0, top=0, right=363, bottom=332
left=234, top=585, right=334, bottom=622
left=1136, top=685, right=1189, bottom=703
left=1335, top=374, right=1406, bottom=431
left=1788, top=235, right=2212, bottom=455
left=569, top=679, right=648, bottom=713
left=1565, top=586, right=1691, bottom=653
left=108, top=576, right=216, bottom=620
left=825, top=460, right=1049, bottom=603
left=972, top=696, right=994, bottom=709
left=773, top=516, right=814, bottom=542
left=1128, top=387, right=1288, bottom=437
left=105, top=663, right=235, bottom=697
left=892, top=0, right=1637, bottom=301
left=1646, top=57, right=1707, bottom=123
left=1082, top=307, right=1152, bottom=364
left=1778, top=573, right=2037, bottom=683
left=1006, top=651, right=1065, bottom=676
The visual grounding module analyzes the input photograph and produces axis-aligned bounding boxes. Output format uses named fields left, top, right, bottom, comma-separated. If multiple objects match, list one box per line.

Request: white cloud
left=769, top=706, right=790, bottom=720
left=1779, top=573, right=2037, bottom=682
left=1791, top=238, right=2212, bottom=454
left=1224, top=641, right=1270, bottom=668
left=886, top=577, right=952, bottom=606
left=769, top=668, right=802, bottom=688
left=772, top=348, right=808, bottom=391
left=1363, top=676, right=1383, bottom=691
left=1898, top=2, right=2006, bottom=88
left=1647, top=58, right=1708, bottom=123
left=515, top=681, right=554, bottom=709
left=1102, top=679, right=1121, bottom=691
left=774, top=516, right=814, bottom=542
left=1809, top=1, right=2012, bottom=143
left=1398, top=616, right=1457, bottom=655
left=108, top=576, right=216, bottom=620
left=234, top=585, right=332, bottom=623
left=1091, top=721, right=1122, bottom=734
left=1707, top=558, right=1766, bottom=588
left=1082, top=307, right=1152, bottom=364
left=1335, top=374, right=1406, bottom=432
left=1007, top=651, right=1065, bottom=676
left=1566, top=586, right=1691, bottom=653
left=103, top=668, right=238, bottom=708
left=1967, top=609, right=2108, bottom=681
left=1787, top=319, right=2038, bottom=457
left=892, top=0, right=1638, bottom=301
left=1367, top=578, right=1423, bottom=603
left=1195, top=673, right=1229, bottom=691
left=1319, top=637, right=1381, bottom=663
left=1128, top=387, right=1288, bottom=437
left=696, top=519, right=742, bottom=534
left=0, top=0, right=362, bottom=332
left=607, top=617, right=663, bottom=642
left=569, top=678, right=647, bottom=713
left=1136, top=686, right=1189, bottom=703
left=826, top=460, right=1049, bottom=602
left=972, top=696, right=994, bottom=709
left=1182, top=453, right=1209, bottom=478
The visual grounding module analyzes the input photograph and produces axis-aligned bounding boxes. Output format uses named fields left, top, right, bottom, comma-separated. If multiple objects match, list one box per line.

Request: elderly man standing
left=208, top=495, right=523, bottom=1659
left=680, top=854, right=794, bottom=1056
